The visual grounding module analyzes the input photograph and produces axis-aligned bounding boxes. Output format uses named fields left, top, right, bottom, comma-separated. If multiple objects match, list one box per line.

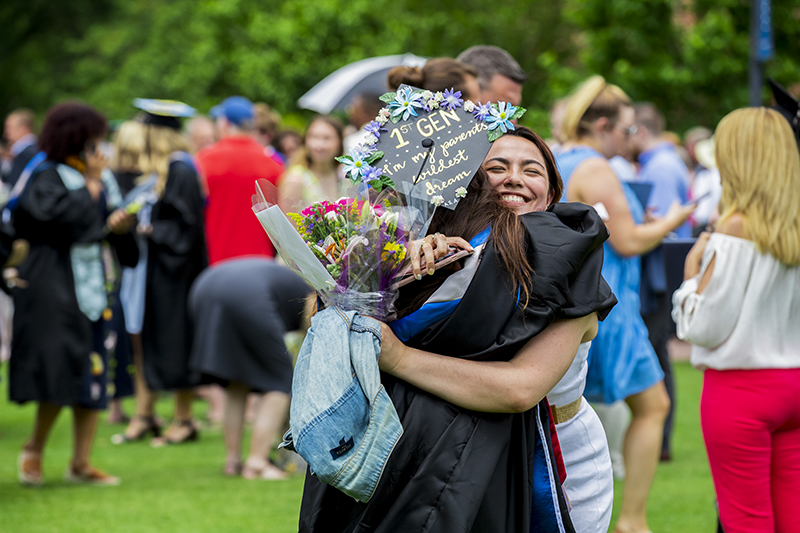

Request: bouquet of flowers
left=252, top=179, right=421, bottom=322
left=286, top=196, right=410, bottom=320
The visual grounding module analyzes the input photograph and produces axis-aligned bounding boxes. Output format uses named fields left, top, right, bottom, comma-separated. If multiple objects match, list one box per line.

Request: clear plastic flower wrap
left=252, top=179, right=431, bottom=322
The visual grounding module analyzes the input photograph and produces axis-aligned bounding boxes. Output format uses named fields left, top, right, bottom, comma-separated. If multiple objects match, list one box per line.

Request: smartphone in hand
left=392, top=247, right=473, bottom=289
left=686, top=191, right=712, bottom=206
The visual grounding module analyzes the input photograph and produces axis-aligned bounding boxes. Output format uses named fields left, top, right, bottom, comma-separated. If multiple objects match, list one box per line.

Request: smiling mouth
left=502, top=194, right=528, bottom=203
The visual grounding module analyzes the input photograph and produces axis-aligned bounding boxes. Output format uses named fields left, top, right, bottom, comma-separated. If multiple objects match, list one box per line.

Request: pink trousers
left=701, top=368, right=800, bottom=533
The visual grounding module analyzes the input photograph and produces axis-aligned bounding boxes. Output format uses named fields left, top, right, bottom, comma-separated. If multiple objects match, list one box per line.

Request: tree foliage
left=2, top=0, right=799, bottom=136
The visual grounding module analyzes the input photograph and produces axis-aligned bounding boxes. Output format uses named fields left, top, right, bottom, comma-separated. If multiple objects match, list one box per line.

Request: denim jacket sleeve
left=280, top=307, right=403, bottom=502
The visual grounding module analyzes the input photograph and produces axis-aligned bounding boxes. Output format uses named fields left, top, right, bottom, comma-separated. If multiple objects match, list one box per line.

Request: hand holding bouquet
left=252, top=179, right=420, bottom=322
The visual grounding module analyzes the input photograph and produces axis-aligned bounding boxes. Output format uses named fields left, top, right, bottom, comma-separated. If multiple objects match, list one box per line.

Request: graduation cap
left=133, top=98, right=196, bottom=130
left=768, top=78, right=800, bottom=140
left=336, top=84, right=526, bottom=210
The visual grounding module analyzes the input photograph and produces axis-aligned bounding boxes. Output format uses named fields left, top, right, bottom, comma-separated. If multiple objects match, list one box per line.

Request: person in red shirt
left=197, top=96, right=283, bottom=265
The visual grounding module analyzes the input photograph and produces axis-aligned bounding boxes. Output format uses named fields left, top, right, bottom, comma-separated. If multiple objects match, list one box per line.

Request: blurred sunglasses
left=615, top=123, right=638, bottom=137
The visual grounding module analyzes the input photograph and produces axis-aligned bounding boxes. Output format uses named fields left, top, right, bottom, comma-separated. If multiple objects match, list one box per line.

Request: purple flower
left=442, top=88, right=463, bottom=110
left=362, top=165, right=384, bottom=184
left=364, top=120, right=385, bottom=138
left=472, top=101, right=492, bottom=121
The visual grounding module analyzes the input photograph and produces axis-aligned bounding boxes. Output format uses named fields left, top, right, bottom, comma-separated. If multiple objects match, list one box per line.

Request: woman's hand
left=684, top=231, right=711, bottom=280
left=664, top=200, right=696, bottom=231
left=408, top=233, right=473, bottom=279
left=106, top=209, right=135, bottom=235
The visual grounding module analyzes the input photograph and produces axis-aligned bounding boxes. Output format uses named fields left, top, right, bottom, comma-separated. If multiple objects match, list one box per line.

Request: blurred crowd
left=1, top=43, right=798, bottom=533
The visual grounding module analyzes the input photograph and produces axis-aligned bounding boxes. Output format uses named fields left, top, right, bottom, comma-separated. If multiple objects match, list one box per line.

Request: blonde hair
left=715, top=107, right=800, bottom=266
left=112, top=120, right=145, bottom=172
left=561, top=75, right=631, bottom=142
left=139, top=124, right=190, bottom=198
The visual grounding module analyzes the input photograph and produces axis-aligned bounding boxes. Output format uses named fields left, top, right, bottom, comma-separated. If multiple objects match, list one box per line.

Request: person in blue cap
left=115, top=98, right=208, bottom=446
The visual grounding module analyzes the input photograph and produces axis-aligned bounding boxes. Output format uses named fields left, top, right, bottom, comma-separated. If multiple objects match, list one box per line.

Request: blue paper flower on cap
left=389, top=86, right=424, bottom=121
left=486, top=102, right=517, bottom=133
left=341, top=148, right=369, bottom=180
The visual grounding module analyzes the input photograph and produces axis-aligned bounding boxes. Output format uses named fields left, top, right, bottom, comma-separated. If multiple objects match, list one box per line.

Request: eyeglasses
left=615, top=123, right=638, bottom=137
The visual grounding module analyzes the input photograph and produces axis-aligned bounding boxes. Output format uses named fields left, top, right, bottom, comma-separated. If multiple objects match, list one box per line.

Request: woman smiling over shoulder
left=299, top=160, right=616, bottom=532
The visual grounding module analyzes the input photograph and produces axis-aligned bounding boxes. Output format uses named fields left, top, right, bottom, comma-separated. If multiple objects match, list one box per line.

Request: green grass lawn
left=0, top=362, right=715, bottom=532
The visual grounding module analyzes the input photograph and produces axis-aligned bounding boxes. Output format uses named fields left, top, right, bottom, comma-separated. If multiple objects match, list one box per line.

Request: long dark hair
left=395, top=168, right=532, bottom=318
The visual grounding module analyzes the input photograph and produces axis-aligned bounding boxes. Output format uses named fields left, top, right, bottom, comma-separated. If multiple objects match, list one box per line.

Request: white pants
left=556, top=399, right=614, bottom=533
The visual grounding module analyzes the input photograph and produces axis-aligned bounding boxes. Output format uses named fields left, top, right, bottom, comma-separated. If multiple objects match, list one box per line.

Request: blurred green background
left=2, top=0, right=799, bottom=134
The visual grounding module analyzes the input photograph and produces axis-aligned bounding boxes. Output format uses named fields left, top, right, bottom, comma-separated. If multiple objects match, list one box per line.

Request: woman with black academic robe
left=116, top=100, right=208, bottom=446
left=299, top=165, right=615, bottom=532
left=11, top=102, right=138, bottom=486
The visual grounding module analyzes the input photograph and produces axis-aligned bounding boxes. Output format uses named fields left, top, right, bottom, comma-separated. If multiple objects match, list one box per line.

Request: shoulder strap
left=3, top=152, right=51, bottom=219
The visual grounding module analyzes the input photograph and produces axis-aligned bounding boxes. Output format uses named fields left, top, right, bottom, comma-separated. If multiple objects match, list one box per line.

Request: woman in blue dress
left=554, top=76, right=694, bottom=533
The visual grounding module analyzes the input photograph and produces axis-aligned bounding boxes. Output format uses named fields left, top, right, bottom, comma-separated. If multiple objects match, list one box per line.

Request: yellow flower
left=90, top=353, right=105, bottom=376
left=382, top=241, right=406, bottom=263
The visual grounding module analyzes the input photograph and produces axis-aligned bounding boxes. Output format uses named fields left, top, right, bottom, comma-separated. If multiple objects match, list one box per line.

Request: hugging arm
left=378, top=313, right=598, bottom=413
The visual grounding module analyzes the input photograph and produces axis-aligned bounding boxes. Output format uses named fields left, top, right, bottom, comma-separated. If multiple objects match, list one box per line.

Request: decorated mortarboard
left=335, top=84, right=525, bottom=210
left=133, top=98, right=196, bottom=130
left=768, top=78, right=800, bottom=140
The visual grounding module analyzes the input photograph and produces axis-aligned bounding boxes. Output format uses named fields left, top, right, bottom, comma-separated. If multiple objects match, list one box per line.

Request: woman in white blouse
left=673, top=107, right=800, bottom=533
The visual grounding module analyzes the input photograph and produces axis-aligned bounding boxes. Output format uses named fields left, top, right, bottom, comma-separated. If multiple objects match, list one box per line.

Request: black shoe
left=111, top=415, right=162, bottom=444
left=150, top=419, right=199, bottom=447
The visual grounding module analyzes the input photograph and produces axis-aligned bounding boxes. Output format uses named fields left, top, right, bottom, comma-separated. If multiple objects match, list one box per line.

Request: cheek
left=486, top=172, right=505, bottom=189
left=525, top=178, right=551, bottom=205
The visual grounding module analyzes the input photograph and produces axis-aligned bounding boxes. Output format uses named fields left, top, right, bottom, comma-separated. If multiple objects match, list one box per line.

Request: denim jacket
left=280, top=307, right=403, bottom=502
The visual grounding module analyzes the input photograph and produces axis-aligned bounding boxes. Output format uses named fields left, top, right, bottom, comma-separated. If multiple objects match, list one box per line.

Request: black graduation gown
left=9, top=166, right=138, bottom=406
left=141, top=159, right=208, bottom=391
left=298, top=203, right=617, bottom=533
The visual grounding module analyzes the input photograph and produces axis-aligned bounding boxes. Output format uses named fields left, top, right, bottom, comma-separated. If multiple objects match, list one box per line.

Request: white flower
left=433, top=91, right=444, bottom=102
left=421, top=90, right=433, bottom=101
left=325, top=211, right=338, bottom=221
left=376, top=108, right=390, bottom=125
left=455, top=187, right=468, bottom=198
left=379, top=210, right=399, bottom=227
left=427, top=99, right=440, bottom=110
left=364, top=133, right=378, bottom=146
left=431, top=195, right=444, bottom=206
left=463, top=100, right=475, bottom=112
